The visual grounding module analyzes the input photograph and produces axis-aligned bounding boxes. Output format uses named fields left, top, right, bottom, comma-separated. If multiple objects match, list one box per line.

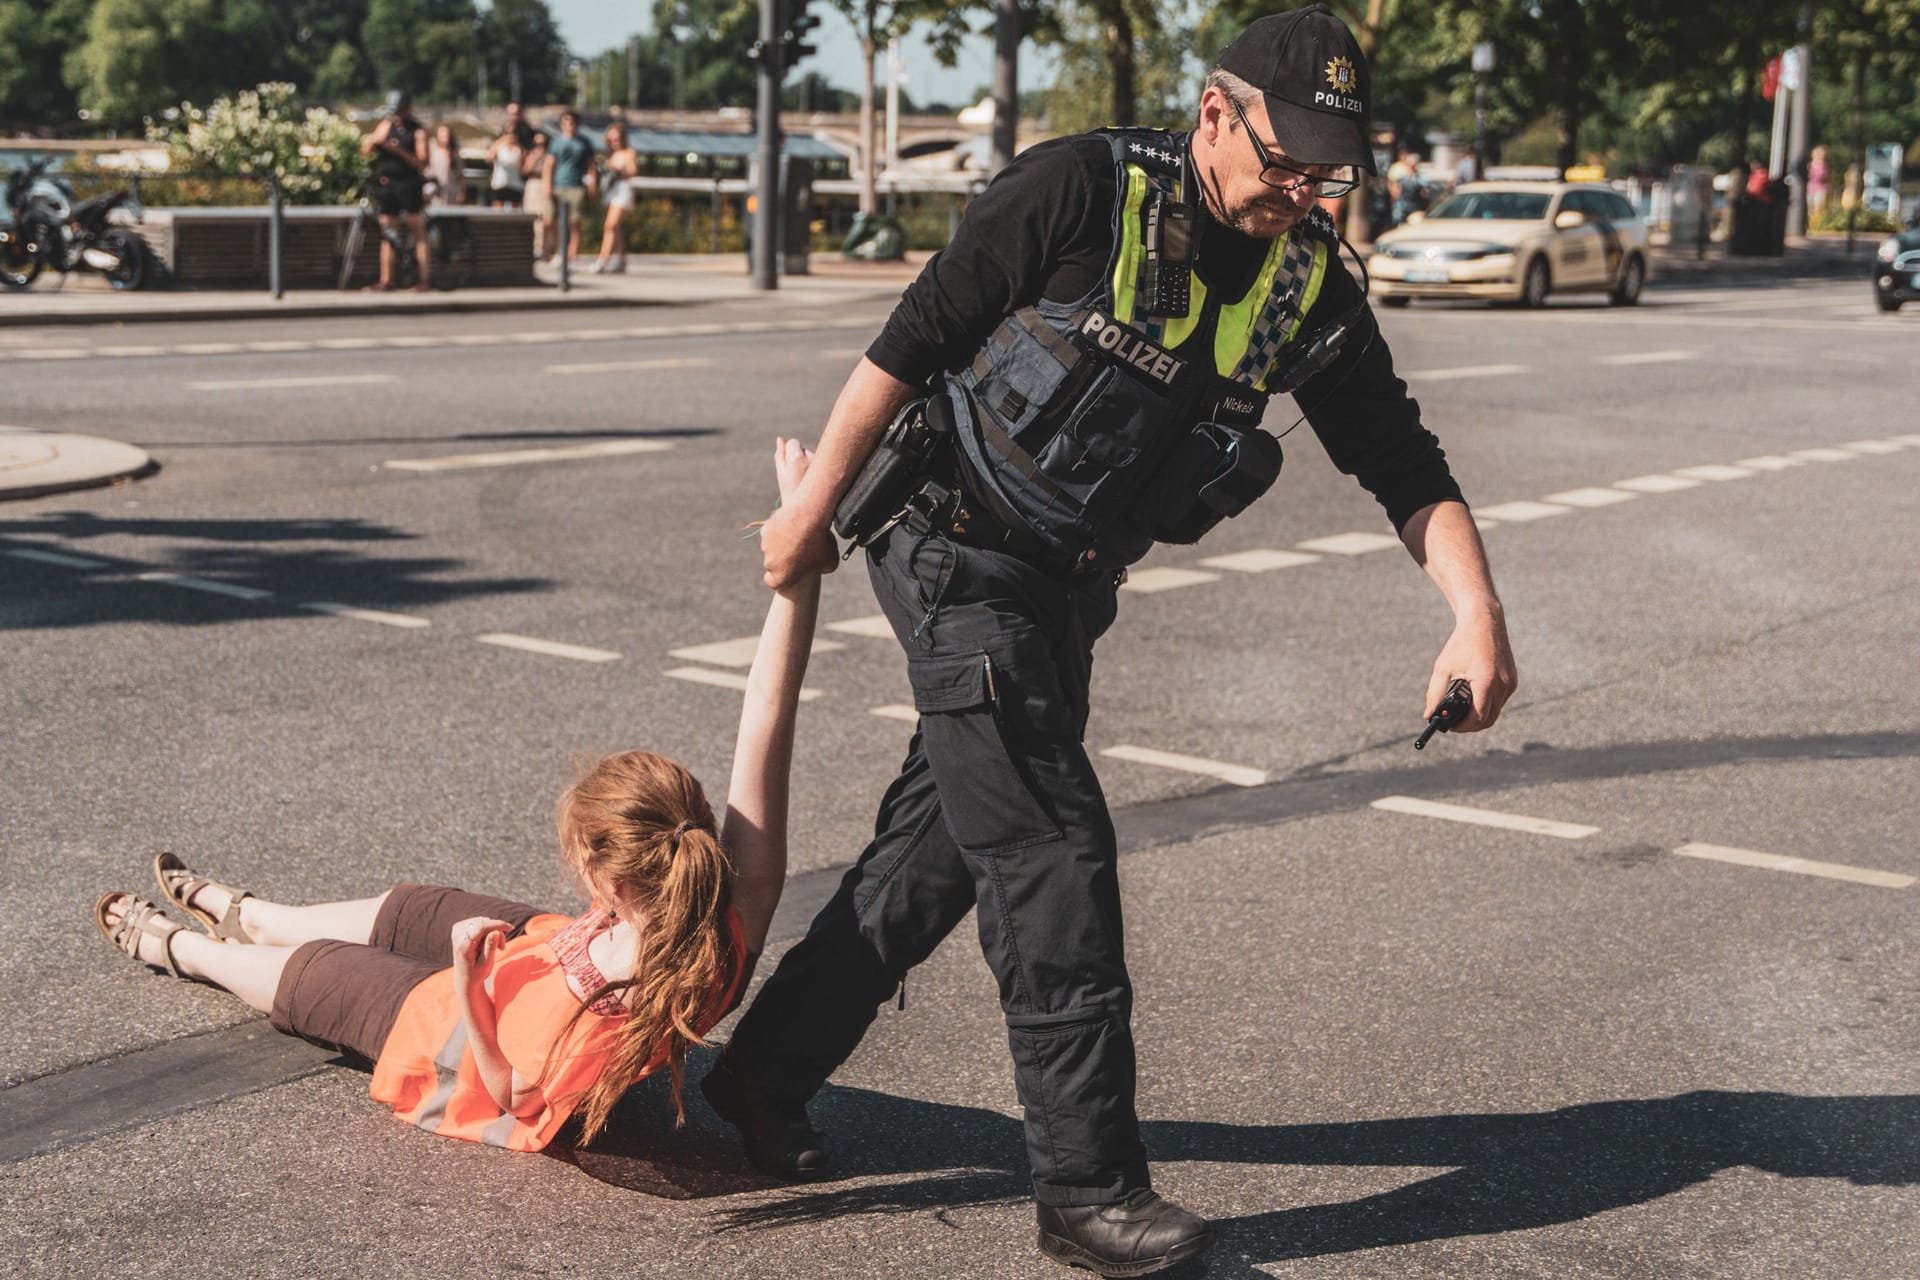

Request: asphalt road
left=3, top=273, right=1916, bottom=1279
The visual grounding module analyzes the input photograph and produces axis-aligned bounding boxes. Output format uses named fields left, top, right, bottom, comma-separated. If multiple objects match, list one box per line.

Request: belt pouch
left=1146, top=421, right=1283, bottom=544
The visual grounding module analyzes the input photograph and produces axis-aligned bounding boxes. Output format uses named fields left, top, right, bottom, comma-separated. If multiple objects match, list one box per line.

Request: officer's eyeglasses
left=1229, top=97, right=1359, bottom=199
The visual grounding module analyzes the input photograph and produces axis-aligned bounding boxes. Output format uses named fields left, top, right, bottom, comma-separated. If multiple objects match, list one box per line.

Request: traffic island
left=0, top=429, right=156, bottom=501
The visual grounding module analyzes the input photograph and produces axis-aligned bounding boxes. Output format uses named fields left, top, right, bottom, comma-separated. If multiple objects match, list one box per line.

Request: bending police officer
left=707, top=8, right=1518, bottom=1276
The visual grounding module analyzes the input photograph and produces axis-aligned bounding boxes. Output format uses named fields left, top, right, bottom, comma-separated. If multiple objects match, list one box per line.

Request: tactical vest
left=947, top=128, right=1334, bottom=570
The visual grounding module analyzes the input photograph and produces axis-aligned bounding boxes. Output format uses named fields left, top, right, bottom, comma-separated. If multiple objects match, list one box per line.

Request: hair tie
left=669, top=820, right=694, bottom=841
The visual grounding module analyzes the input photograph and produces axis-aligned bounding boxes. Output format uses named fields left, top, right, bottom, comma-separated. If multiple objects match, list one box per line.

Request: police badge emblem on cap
left=1215, top=4, right=1377, bottom=175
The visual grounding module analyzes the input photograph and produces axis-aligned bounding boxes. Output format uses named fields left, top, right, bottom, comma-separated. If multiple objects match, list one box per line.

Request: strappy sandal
left=153, top=851, right=255, bottom=943
left=95, top=892, right=193, bottom=980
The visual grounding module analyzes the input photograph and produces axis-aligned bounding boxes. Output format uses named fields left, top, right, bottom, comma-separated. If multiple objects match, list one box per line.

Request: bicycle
left=338, top=176, right=474, bottom=291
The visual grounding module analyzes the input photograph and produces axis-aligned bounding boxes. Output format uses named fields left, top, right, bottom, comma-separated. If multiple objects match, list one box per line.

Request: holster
left=832, top=395, right=956, bottom=547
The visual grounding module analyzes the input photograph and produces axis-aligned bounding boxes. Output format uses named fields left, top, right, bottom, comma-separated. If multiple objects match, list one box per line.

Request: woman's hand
left=450, top=916, right=512, bottom=989
left=764, top=436, right=836, bottom=587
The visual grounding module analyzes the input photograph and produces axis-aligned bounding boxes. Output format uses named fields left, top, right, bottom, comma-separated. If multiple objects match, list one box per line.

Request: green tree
left=146, top=81, right=363, bottom=202
left=1043, top=0, right=1197, bottom=134
left=67, top=0, right=285, bottom=125
left=0, top=0, right=91, bottom=127
left=481, top=0, right=570, bottom=105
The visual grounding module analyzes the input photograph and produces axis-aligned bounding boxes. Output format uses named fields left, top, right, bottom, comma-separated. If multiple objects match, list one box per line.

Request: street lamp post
left=1472, top=41, right=1495, bottom=182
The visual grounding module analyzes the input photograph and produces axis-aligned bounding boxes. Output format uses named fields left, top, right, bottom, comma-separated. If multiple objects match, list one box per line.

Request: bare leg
left=377, top=215, right=397, bottom=285
left=597, top=206, right=625, bottom=266
left=410, top=214, right=431, bottom=285
left=103, top=895, right=294, bottom=1014
left=172, top=880, right=389, bottom=948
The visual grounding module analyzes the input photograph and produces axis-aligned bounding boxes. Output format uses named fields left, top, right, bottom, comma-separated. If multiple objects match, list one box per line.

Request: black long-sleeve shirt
left=865, top=134, right=1465, bottom=532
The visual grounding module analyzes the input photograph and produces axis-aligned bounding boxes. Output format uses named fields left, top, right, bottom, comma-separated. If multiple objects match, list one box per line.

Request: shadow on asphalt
left=127, top=426, right=723, bottom=450
left=562, top=1064, right=1919, bottom=1270
left=0, top=511, right=554, bottom=629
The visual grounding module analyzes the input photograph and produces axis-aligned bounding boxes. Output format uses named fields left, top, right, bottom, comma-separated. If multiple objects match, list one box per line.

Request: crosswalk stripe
left=1296, top=531, right=1400, bottom=555
left=1370, top=795, right=1599, bottom=839
left=1671, top=464, right=1756, bottom=482
left=1840, top=439, right=1905, bottom=455
left=185, top=374, right=395, bottom=391
left=477, top=633, right=621, bottom=662
left=1403, top=364, right=1528, bottom=381
left=1596, top=349, right=1696, bottom=365
left=543, top=357, right=716, bottom=375
left=826, top=614, right=896, bottom=639
left=1675, top=842, right=1915, bottom=890
left=1120, top=567, right=1220, bottom=594
left=869, top=704, right=918, bottom=723
left=1101, top=745, right=1268, bottom=787
left=1791, top=447, right=1860, bottom=462
left=1735, top=455, right=1810, bottom=471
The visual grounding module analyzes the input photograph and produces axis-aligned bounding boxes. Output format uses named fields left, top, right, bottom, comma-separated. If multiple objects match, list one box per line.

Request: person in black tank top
left=358, top=90, right=433, bottom=291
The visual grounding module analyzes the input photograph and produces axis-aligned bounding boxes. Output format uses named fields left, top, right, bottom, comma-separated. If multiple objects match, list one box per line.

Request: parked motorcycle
left=2, top=158, right=150, bottom=291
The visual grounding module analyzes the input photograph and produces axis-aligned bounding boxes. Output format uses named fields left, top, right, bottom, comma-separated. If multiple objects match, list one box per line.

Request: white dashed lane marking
left=299, top=602, right=431, bottom=629
left=1792, top=447, right=1860, bottom=462
left=1841, top=439, right=1905, bottom=455
left=476, top=633, right=621, bottom=663
left=543, top=357, right=716, bottom=375
left=664, top=665, right=824, bottom=700
left=5, top=548, right=108, bottom=569
left=1473, top=500, right=1570, bottom=523
left=183, top=374, right=397, bottom=391
left=826, top=614, right=896, bottom=639
left=383, top=440, right=674, bottom=472
left=1370, top=795, right=1600, bottom=839
left=136, top=572, right=272, bottom=601
left=1403, top=364, right=1528, bottom=381
left=1736, top=454, right=1810, bottom=471
left=1197, top=548, right=1319, bottom=573
left=1120, top=567, right=1220, bottom=594
left=869, top=704, right=919, bottom=723
left=1596, top=349, right=1697, bottom=366
left=1671, top=464, right=1755, bottom=482
left=1614, top=474, right=1702, bottom=494
left=1543, top=487, right=1638, bottom=508
left=1296, top=532, right=1400, bottom=556
left=1676, top=842, right=1916, bottom=891
left=668, top=635, right=845, bottom=667
left=1101, top=745, right=1268, bottom=788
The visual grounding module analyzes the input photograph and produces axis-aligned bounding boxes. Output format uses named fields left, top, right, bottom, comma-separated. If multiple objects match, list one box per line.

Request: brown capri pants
left=269, top=884, right=548, bottom=1064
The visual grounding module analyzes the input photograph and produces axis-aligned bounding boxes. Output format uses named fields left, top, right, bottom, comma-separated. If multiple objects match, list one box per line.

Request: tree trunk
left=1341, top=0, right=1389, bottom=245
left=1108, top=5, right=1136, bottom=127
left=1846, top=43, right=1867, bottom=248
left=859, top=13, right=877, bottom=215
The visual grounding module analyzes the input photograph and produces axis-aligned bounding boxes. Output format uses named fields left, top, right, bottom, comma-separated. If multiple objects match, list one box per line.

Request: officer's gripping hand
left=762, top=437, right=839, bottom=589
left=1424, top=603, right=1517, bottom=733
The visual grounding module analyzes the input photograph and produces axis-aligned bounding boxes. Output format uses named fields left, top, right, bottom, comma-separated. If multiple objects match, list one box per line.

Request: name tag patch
left=1077, top=311, right=1187, bottom=388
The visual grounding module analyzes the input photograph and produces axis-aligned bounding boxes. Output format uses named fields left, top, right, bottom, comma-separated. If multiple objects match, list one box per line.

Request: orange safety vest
left=370, top=906, right=748, bottom=1150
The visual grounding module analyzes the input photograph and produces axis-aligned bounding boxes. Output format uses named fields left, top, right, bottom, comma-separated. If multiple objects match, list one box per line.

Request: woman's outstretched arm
left=723, top=438, right=828, bottom=954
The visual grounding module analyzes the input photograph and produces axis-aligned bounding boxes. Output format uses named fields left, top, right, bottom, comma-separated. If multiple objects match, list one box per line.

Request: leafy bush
left=1811, top=205, right=1900, bottom=234
left=145, top=82, right=362, bottom=205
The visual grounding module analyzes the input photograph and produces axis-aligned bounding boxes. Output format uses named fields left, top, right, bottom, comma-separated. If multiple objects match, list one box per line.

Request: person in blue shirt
left=543, top=110, right=598, bottom=265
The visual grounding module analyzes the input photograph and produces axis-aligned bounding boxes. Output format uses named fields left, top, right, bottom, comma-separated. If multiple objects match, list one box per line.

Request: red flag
left=1762, top=54, right=1782, bottom=102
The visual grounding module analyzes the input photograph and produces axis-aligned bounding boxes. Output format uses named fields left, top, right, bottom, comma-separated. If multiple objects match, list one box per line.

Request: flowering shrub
left=146, top=83, right=363, bottom=205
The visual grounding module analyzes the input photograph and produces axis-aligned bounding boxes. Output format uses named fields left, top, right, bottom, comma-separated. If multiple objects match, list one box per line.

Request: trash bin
left=745, top=154, right=814, bottom=277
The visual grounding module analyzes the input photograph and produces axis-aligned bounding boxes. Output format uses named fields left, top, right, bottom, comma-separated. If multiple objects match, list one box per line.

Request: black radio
left=1143, top=195, right=1195, bottom=318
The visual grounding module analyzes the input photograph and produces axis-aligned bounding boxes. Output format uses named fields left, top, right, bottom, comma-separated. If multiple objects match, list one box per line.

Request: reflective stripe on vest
left=1108, top=160, right=1329, bottom=392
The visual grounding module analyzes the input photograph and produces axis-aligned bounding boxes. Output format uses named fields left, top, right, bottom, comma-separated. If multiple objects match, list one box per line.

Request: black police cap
left=1215, top=5, right=1376, bottom=175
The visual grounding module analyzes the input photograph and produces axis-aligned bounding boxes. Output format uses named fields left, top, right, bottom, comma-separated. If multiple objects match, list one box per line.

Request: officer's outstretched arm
left=1400, top=498, right=1517, bottom=733
left=726, top=438, right=824, bottom=954
left=760, top=356, right=918, bottom=590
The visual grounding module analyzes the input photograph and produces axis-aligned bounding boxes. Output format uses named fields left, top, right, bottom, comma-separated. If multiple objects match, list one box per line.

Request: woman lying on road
left=93, top=438, right=825, bottom=1151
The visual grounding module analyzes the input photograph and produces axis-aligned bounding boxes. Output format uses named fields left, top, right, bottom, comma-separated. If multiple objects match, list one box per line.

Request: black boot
left=1035, top=1189, right=1213, bottom=1277
left=700, top=1054, right=832, bottom=1180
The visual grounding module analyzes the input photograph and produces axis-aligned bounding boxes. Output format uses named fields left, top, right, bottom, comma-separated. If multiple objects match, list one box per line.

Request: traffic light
left=779, top=0, right=820, bottom=63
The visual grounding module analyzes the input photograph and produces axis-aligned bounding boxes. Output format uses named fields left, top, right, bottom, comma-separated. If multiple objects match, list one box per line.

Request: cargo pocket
left=909, top=648, right=1063, bottom=854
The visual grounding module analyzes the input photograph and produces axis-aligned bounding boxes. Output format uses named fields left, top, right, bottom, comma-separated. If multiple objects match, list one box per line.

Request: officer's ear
left=1196, top=86, right=1232, bottom=147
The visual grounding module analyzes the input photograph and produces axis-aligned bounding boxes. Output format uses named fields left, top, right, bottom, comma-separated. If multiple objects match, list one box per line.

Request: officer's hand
left=1424, top=604, right=1516, bottom=732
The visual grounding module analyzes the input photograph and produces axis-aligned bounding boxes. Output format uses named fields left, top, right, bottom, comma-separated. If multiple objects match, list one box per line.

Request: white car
left=1369, top=181, right=1652, bottom=308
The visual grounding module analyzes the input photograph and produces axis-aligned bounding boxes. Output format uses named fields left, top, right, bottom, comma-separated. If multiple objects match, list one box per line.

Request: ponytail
left=548, top=752, right=739, bottom=1142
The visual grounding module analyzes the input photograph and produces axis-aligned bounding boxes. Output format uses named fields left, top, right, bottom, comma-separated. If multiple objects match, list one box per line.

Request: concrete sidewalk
left=0, top=252, right=928, bottom=328
left=1651, top=233, right=1879, bottom=279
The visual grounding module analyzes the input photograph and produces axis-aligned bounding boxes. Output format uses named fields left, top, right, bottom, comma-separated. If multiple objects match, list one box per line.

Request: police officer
left=706, top=7, right=1517, bottom=1275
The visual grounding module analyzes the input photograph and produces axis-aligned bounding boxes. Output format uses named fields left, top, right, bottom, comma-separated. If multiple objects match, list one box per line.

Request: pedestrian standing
left=358, top=89, right=432, bottom=292
left=708, top=6, right=1516, bottom=1276
left=544, top=110, right=597, bottom=266
left=1388, top=145, right=1421, bottom=225
left=522, top=131, right=553, bottom=257
left=594, top=122, right=640, bottom=274
left=486, top=123, right=526, bottom=209
left=1808, top=145, right=1830, bottom=221
left=427, top=123, right=466, bottom=207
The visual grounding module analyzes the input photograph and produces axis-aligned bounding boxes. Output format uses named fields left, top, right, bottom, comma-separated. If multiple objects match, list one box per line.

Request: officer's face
left=1199, top=91, right=1323, bottom=239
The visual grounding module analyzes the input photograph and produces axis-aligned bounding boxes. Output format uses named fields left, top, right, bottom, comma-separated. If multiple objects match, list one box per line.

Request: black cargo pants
left=721, top=516, right=1147, bottom=1206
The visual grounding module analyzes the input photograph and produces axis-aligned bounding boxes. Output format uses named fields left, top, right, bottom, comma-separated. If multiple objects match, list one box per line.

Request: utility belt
left=832, top=395, right=1112, bottom=581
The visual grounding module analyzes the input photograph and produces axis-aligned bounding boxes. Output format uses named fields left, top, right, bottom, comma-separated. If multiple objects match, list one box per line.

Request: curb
left=0, top=431, right=158, bottom=502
